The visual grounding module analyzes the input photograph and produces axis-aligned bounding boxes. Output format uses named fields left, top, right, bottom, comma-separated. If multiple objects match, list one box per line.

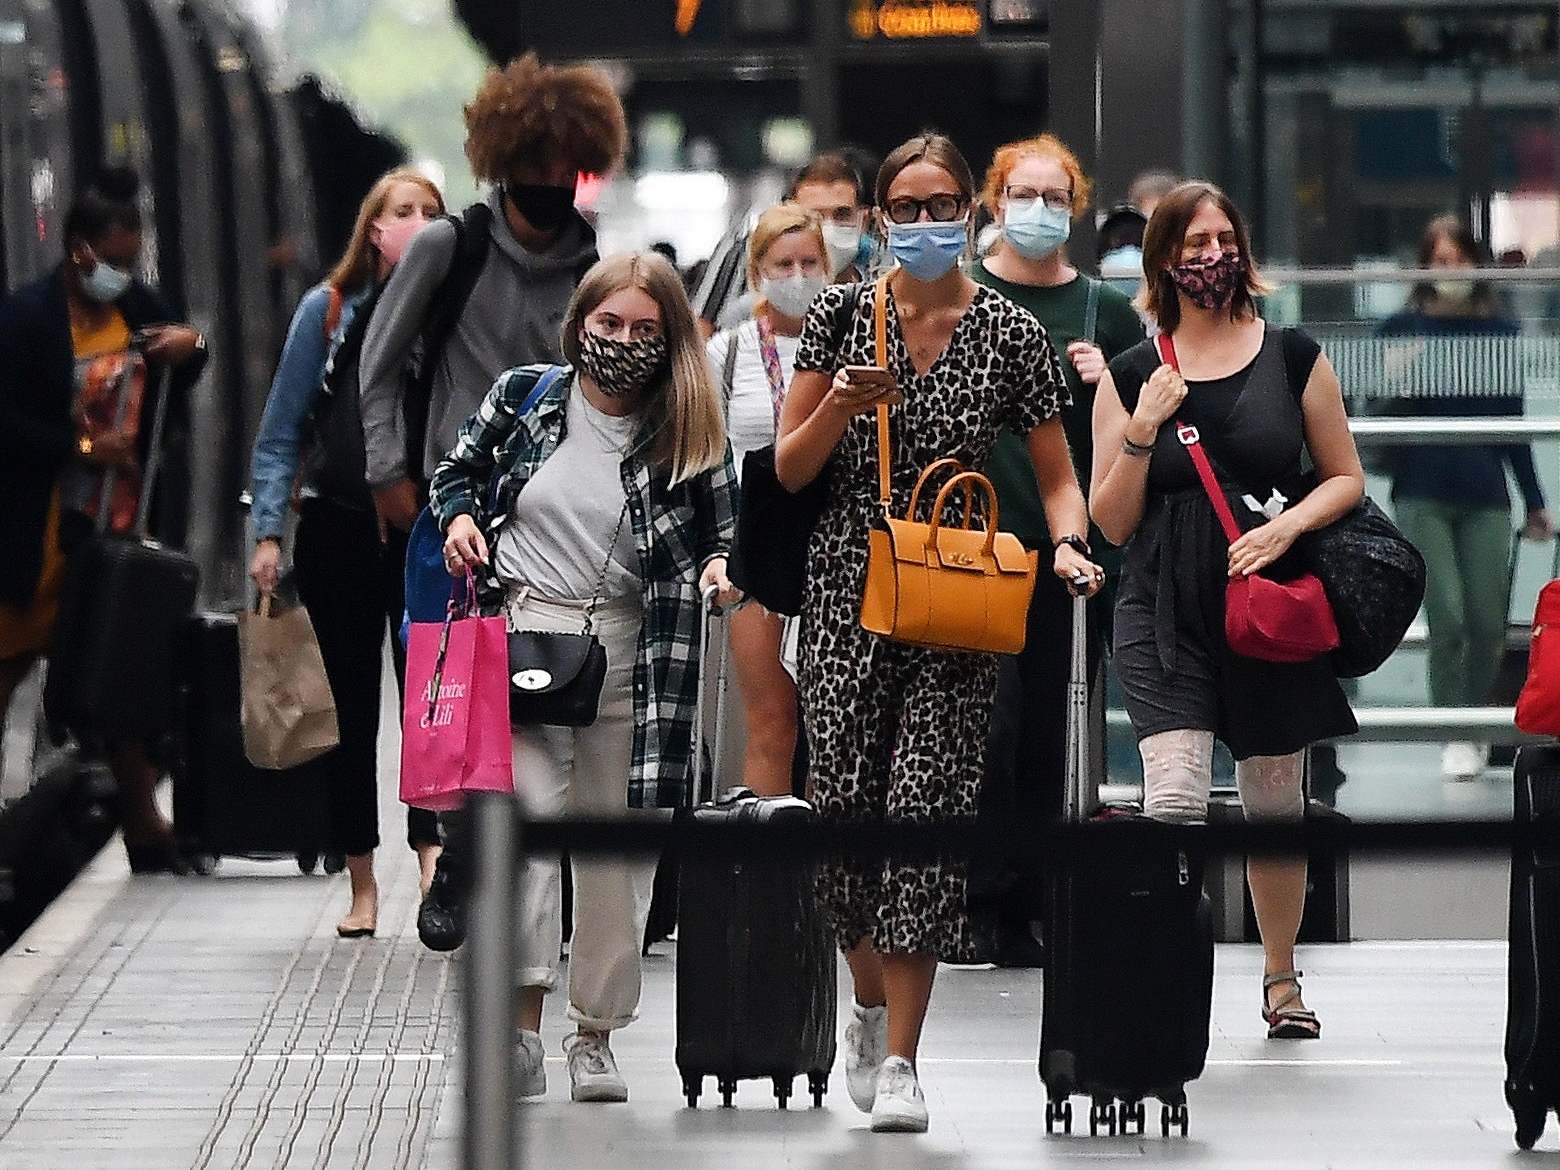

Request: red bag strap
left=1156, top=334, right=1242, bottom=544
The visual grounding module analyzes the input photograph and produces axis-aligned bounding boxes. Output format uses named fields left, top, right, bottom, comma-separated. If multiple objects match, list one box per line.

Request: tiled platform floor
left=0, top=826, right=1544, bottom=1170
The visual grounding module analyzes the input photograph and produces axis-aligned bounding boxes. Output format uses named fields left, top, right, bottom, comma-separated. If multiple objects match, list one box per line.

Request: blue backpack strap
left=402, top=365, right=568, bottom=645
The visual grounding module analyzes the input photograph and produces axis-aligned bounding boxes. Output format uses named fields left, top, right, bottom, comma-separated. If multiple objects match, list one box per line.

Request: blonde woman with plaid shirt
left=433, top=252, right=738, bottom=1105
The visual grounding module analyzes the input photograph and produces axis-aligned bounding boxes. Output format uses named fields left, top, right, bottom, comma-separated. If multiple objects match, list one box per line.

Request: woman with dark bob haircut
left=1090, top=181, right=1363, bottom=1041
left=777, top=132, right=1100, bottom=1133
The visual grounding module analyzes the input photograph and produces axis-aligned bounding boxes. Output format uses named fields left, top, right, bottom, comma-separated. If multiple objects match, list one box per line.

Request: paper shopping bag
left=400, top=593, right=513, bottom=812
left=238, top=596, right=340, bottom=770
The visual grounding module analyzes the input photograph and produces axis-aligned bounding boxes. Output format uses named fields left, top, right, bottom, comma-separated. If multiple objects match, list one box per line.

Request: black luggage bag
left=673, top=589, right=837, bottom=1110
left=172, top=612, right=330, bottom=861
left=1505, top=742, right=1560, bottom=1150
left=1039, top=588, right=1214, bottom=1138
left=45, top=363, right=199, bottom=746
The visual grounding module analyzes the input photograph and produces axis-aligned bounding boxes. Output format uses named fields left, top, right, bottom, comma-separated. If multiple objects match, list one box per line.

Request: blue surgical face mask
left=1098, top=244, right=1144, bottom=279
left=1002, top=200, right=1071, bottom=259
left=80, top=250, right=133, bottom=303
left=886, top=218, right=968, bottom=282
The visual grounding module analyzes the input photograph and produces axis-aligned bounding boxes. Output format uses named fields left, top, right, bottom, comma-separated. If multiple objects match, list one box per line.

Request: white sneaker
left=870, top=1056, right=928, bottom=1133
left=1442, top=742, right=1487, bottom=780
left=565, top=1032, right=628, bottom=1103
left=514, top=1029, right=546, bottom=1100
left=843, top=1001, right=888, bottom=1113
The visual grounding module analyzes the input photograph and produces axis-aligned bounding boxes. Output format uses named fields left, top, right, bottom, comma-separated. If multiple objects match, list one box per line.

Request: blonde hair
left=747, top=204, right=827, bottom=311
left=561, top=253, right=726, bottom=485
left=327, top=168, right=446, bottom=294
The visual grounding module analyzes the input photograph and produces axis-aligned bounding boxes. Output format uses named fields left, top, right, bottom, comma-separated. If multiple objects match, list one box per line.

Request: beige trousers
left=507, top=589, right=659, bottom=1033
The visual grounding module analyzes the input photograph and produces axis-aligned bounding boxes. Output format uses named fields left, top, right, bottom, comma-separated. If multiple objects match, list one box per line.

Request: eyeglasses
left=1005, top=185, right=1074, bottom=213
left=884, top=194, right=970, bottom=225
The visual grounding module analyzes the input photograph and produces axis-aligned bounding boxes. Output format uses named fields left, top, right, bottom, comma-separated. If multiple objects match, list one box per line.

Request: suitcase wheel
left=323, top=852, right=347, bottom=876
left=1044, top=1098, right=1074, bottom=1135
left=682, top=1077, right=701, bottom=1109
left=773, top=1077, right=792, bottom=1109
left=1089, top=1100, right=1117, bottom=1137
left=808, top=1072, right=827, bottom=1109
left=1509, top=1086, right=1548, bottom=1150
left=719, top=1079, right=736, bottom=1109
left=1118, top=1100, right=1145, bottom=1135
left=297, top=851, right=319, bottom=875
left=1160, top=1102, right=1189, bottom=1137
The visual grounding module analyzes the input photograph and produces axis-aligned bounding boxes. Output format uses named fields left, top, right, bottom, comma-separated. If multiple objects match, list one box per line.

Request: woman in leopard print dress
left=776, top=134, right=1102, bottom=1133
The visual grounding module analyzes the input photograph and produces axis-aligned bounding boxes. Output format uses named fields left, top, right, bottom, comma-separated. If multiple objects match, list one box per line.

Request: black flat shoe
left=417, top=868, right=467, bottom=953
left=126, top=840, right=190, bottom=875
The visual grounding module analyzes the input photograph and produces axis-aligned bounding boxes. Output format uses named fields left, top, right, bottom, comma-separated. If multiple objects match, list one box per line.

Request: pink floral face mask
left=1168, top=250, right=1245, bottom=310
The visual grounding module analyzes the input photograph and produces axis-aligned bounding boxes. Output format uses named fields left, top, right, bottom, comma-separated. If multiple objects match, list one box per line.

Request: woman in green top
left=967, top=134, right=1145, bottom=966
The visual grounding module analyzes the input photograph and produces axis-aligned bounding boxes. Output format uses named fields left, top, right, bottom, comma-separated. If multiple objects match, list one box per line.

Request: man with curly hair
left=355, top=54, right=626, bottom=954
left=359, top=53, right=627, bottom=532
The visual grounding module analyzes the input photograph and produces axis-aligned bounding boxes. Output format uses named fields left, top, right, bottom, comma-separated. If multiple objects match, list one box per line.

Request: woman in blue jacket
left=249, top=169, right=445, bottom=937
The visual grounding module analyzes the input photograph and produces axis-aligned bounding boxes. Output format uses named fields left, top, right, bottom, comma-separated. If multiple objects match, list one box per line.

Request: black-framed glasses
left=884, top=194, right=970, bottom=225
left=1005, top=185, right=1074, bottom=213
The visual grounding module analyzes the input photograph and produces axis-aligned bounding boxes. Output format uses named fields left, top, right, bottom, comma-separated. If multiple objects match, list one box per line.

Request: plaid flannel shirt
left=428, top=364, right=737, bottom=809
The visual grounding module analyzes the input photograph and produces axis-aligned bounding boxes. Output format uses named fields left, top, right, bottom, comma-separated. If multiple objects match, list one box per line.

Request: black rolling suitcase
left=172, top=612, right=330, bottom=862
left=673, top=591, right=837, bottom=1110
left=45, top=362, right=199, bottom=746
left=1505, top=742, right=1560, bottom=1150
left=1039, top=588, right=1213, bottom=1138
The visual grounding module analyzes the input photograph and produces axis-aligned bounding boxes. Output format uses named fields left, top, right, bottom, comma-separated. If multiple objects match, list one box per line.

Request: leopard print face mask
left=577, top=331, right=668, bottom=398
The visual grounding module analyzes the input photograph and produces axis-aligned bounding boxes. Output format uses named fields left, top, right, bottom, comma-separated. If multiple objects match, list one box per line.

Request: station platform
left=0, top=817, right=1539, bottom=1169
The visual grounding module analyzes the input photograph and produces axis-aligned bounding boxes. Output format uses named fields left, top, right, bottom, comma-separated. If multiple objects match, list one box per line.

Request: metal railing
left=463, top=792, right=1560, bottom=1170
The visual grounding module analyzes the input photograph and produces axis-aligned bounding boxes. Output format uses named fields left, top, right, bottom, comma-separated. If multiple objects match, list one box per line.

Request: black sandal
left=1262, top=970, right=1321, bottom=1040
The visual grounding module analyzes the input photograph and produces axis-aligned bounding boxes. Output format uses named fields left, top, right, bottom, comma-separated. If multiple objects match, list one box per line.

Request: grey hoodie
left=358, top=189, right=598, bottom=485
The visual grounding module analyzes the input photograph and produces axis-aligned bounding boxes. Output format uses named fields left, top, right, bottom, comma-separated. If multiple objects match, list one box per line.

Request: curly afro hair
left=464, top=53, right=627, bottom=183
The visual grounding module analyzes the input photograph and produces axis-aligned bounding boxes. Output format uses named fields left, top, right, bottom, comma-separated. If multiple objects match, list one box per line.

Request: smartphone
left=842, top=364, right=894, bottom=387
left=841, top=365, right=903, bottom=405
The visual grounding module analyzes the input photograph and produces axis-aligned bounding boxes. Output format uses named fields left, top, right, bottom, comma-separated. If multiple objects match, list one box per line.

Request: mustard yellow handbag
left=858, top=274, right=1039, bottom=654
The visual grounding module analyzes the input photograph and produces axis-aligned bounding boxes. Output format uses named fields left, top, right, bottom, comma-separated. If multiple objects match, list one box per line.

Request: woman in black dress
left=1089, top=182, right=1363, bottom=1041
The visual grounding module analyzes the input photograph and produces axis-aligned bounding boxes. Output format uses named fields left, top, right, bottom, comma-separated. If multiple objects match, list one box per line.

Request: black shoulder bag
left=506, top=497, right=629, bottom=727
left=727, top=284, right=858, bottom=616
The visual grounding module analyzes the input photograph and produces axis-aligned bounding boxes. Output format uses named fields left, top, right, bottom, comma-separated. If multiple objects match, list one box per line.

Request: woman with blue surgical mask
left=966, top=136, right=1145, bottom=967
left=705, top=204, right=831, bottom=799
left=775, top=133, right=1100, bottom=1134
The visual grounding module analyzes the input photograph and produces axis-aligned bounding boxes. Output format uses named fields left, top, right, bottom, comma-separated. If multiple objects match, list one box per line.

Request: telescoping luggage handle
left=1063, top=576, right=1095, bottom=825
left=690, top=583, right=729, bottom=808
left=95, top=339, right=174, bottom=541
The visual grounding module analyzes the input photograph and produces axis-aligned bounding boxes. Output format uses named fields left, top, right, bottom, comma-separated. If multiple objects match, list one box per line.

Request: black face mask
left=506, top=183, right=575, bottom=232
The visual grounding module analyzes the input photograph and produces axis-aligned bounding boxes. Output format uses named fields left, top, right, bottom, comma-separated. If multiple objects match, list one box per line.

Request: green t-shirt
left=968, top=262, right=1145, bottom=553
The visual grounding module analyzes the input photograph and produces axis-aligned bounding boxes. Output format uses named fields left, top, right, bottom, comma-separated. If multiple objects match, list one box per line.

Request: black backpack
left=308, top=202, right=496, bottom=505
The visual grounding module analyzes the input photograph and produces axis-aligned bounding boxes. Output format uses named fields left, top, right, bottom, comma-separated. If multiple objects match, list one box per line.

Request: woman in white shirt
left=706, top=205, right=830, bottom=796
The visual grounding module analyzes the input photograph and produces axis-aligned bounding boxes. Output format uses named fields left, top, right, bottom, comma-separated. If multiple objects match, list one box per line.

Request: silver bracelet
left=1122, top=435, right=1154, bottom=458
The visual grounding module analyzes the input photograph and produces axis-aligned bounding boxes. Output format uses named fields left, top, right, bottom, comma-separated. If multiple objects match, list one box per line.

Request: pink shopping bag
left=400, top=576, right=513, bottom=812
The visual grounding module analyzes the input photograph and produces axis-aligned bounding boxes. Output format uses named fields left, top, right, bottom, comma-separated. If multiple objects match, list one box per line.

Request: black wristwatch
left=1054, top=534, right=1092, bottom=558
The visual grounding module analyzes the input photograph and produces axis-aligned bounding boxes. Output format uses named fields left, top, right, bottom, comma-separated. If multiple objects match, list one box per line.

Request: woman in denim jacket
left=248, top=169, right=445, bottom=936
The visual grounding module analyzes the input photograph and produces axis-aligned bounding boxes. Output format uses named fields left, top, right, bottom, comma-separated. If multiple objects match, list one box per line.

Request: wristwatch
left=1054, top=534, right=1092, bottom=558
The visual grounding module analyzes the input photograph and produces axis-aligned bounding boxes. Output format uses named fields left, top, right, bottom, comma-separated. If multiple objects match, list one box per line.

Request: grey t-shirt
left=495, top=385, right=641, bottom=601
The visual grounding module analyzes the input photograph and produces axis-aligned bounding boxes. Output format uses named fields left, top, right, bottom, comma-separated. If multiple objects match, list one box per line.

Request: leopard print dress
left=792, top=279, right=1067, bottom=957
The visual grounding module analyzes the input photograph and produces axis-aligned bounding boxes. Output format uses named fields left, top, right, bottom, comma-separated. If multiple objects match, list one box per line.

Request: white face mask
left=1434, top=278, right=1474, bottom=304
left=80, top=249, right=133, bottom=303
left=821, top=221, right=863, bottom=277
left=759, top=272, right=828, bottom=320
